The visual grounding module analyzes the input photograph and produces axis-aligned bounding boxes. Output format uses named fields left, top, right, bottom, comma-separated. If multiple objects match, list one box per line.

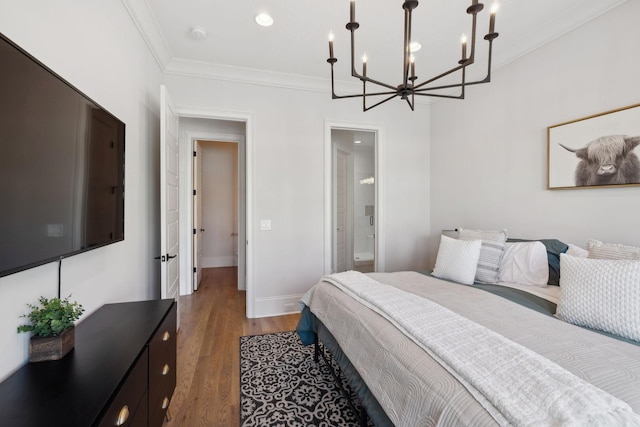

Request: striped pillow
left=586, top=239, right=640, bottom=260
left=458, top=228, right=508, bottom=284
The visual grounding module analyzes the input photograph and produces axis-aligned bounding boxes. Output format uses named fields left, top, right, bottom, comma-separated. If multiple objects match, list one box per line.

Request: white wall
left=429, top=1, right=640, bottom=267
left=0, top=2, right=163, bottom=380
left=164, top=75, right=431, bottom=316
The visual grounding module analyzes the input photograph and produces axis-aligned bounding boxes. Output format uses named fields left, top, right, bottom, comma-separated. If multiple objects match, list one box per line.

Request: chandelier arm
left=414, top=92, right=464, bottom=99
left=348, top=21, right=397, bottom=91
left=361, top=76, right=399, bottom=91
left=467, top=10, right=479, bottom=63
left=332, top=91, right=398, bottom=100
left=329, top=57, right=397, bottom=98
left=406, top=95, right=415, bottom=111
left=349, top=26, right=361, bottom=79
left=363, top=93, right=399, bottom=112
left=412, top=61, right=469, bottom=90
left=329, top=60, right=339, bottom=99
left=415, top=66, right=466, bottom=99
left=413, top=38, right=495, bottom=93
left=412, top=3, right=481, bottom=91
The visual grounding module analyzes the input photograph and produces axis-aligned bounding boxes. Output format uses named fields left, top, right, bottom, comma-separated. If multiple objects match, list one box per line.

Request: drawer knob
left=162, top=331, right=170, bottom=341
left=116, top=405, right=129, bottom=426
left=162, top=364, right=170, bottom=375
left=162, top=396, right=170, bottom=409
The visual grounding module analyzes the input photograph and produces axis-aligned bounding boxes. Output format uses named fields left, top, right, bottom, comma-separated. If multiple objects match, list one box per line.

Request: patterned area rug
left=240, top=331, right=368, bottom=426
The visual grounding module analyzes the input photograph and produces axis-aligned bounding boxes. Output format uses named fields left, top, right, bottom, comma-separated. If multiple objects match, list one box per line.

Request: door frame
left=324, top=120, right=385, bottom=274
left=187, top=133, right=246, bottom=293
left=177, top=108, right=255, bottom=318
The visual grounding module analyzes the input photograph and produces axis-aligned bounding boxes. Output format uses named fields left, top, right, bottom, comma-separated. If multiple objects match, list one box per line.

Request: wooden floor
left=164, top=267, right=300, bottom=427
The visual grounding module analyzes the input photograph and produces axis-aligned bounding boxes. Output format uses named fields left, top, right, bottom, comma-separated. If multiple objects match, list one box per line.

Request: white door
left=160, top=85, right=180, bottom=304
left=335, top=149, right=348, bottom=273
left=193, top=142, right=203, bottom=290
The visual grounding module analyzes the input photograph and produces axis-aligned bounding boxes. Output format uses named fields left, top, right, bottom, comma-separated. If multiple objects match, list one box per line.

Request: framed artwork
left=547, top=103, right=640, bottom=190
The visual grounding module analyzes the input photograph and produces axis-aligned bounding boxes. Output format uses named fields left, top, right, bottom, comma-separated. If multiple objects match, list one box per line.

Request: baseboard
left=253, top=294, right=304, bottom=318
left=201, top=256, right=237, bottom=268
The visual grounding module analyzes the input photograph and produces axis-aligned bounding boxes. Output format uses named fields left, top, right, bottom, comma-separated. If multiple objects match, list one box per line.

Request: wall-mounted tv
left=0, top=33, right=125, bottom=278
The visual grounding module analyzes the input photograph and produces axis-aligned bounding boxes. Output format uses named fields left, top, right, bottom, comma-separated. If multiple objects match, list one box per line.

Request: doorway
left=176, top=111, right=255, bottom=318
left=325, top=122, right=384, bottom=274
left=193, top=140, right=242, bottom=290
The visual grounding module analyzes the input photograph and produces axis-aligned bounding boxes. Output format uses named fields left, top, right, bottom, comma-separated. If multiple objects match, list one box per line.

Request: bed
left=296, top=235, right=640, bottom=426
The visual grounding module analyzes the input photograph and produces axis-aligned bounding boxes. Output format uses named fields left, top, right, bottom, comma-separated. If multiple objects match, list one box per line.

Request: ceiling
left=124, top=0, right=627, bottom=94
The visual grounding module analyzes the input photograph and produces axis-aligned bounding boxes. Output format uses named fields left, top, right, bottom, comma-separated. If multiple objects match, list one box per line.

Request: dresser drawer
left=148, top=303, right=177, bottom=427
left=98, top=348, right=148, bottom=427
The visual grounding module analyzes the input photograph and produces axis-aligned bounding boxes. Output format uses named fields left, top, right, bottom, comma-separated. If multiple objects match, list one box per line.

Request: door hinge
left=193, top=150, right=197, bottom=157
left=193, top=228, right=196, bottom=235
left=193, top=189, right=196, bottom=196
left=193, top=267, right=197, bottom=273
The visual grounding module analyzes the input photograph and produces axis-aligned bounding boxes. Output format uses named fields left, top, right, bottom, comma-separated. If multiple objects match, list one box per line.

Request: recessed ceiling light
left=191, top=26, right=207, bottom=39
left=255, top=13, right=274, bottom=27
left=409, top=41, right=422, bottom=52
left=354, top=140, right=362, bottom=144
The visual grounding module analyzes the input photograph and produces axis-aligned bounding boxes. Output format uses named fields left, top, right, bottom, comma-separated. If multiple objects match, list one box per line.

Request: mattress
left=298, top=271, right=640, bottom=426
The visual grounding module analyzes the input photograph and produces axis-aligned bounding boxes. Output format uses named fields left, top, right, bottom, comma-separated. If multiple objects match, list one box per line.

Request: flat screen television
left=0, top=33, right=125, bottom=278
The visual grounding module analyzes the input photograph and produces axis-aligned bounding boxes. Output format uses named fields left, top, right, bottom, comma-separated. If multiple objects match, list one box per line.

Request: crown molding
left=120, top=0, right=172, bottom=70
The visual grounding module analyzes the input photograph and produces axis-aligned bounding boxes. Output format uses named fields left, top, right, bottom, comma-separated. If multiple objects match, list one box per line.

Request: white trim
left=120, top=0, right=172, bottom=70
left=183, top=131, right=245, bottom=295
left=324, top=120, right=385, bottom=274
left=201, top=256, right=237, bottom=268
left=253, top=294, right=305, bottom=318
left=176, top=107, right=256, bottom=318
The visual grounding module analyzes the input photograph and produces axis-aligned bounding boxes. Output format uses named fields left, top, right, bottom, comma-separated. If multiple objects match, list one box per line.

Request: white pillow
left=586, top=239, right=640, bottom=260
left=498, top=241, right=549, bottom=287
left=556, top=254, right=640, bottom=342
left=566, top=243, right=589, bottom=258
left=432, top=235, right=482, bottom=285
left=458, top=228, right=507, bottom=284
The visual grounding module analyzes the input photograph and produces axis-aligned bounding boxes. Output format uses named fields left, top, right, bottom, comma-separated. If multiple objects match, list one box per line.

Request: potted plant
left=17, top=296, right=84, bottom=362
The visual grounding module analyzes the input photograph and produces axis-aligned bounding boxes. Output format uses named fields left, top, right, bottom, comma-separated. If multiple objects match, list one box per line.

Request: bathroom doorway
left=330, top=128, right=378, bottom=273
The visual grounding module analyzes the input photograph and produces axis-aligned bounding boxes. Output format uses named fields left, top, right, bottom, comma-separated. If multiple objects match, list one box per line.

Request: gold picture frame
left=547, top=103, right=640, bottom=190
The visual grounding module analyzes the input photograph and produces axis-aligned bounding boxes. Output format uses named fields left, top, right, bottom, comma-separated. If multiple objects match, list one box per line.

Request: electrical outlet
left=284, top=303, right=295, bottom=312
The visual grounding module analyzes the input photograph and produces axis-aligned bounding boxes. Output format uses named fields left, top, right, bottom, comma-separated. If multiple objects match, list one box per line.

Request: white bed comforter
left=301, top=271, right=640, bottom=427
left=320, top=271, right=639, bottom=426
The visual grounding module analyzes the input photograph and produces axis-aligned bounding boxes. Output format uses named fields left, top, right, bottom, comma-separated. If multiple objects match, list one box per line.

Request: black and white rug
left=240, top=331, right=368, bottom=426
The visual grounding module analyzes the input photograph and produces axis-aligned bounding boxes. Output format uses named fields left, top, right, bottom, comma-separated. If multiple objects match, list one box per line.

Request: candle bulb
left=328, top=33, right=334, bottom=58
left=362, top=54, right=367, bottom=77
left=489, top=3, right=498, bottom=33
left=461, top=34, right=467, bottom=60
left=410, top=54, right=415, bottom=79
left=350, top=0, right=356, bottom=23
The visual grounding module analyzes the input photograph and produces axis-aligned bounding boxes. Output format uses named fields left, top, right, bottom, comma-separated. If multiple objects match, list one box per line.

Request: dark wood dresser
left=0, top=299, right=177, bottom=427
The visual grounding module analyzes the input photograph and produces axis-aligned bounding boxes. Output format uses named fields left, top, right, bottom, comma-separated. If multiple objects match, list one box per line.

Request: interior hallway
left=165, top=267, right=300, bottom=426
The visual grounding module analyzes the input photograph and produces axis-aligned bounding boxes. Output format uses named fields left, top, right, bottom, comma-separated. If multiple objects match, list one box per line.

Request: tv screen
left=0, top=33, right=125, bottom=278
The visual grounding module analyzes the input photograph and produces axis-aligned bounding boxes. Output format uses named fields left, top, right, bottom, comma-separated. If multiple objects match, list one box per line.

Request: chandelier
left=327, top=0, right=499, bottom=111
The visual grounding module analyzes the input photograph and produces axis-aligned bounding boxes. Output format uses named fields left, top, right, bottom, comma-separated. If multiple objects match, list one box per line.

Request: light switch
left=260, top=220, right=272, bottom=231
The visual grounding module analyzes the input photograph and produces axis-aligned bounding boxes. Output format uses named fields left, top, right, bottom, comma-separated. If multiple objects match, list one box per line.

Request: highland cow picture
left=548, top=103, right=640, bottom=189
